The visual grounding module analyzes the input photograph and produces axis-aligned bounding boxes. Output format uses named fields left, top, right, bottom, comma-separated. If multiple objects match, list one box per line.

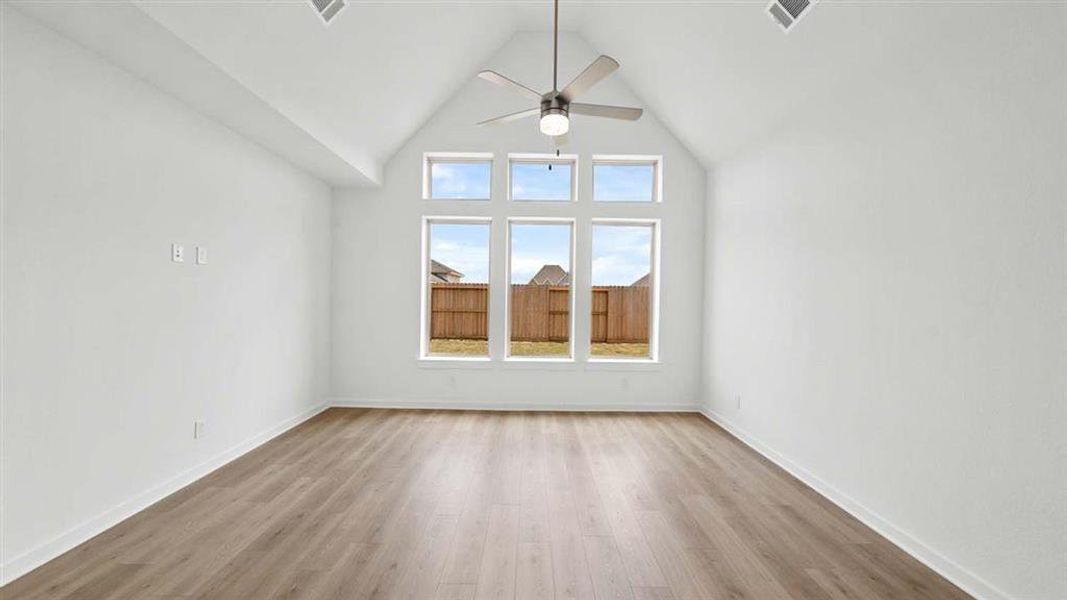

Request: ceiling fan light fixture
left=475, top=0, right=641, bottom=136
left=540, top=111, right=569, bottom=136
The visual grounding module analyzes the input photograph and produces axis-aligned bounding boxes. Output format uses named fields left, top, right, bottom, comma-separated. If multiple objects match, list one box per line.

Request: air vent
left=767, top=0, right=816, bottom=32
left=309, top=0, right=346, bottom=25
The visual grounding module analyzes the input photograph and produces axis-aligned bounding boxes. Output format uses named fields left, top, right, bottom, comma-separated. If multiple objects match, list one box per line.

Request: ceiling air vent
left=309, top=0, right=346, bottom=25
left=767, top=0, right=816, bottom=32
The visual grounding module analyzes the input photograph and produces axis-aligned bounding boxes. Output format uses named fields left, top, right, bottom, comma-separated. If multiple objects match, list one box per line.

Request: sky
left=430, top=162, right=491, bottom=199
left=511, top=163, right=572, bottom=201
left=431, top=161, right=654, bottom=202
left=430, top=223, right=651, bottom=286
left=593, top=164, right=655, bottom=202
left=591, top=225, right=652, bottom=285
left=430, top=223, right=490, bottom=282
left=509, top=224, right=571, bottom=283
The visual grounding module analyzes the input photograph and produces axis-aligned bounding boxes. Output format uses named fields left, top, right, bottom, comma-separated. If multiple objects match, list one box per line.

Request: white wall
left=703, top=6, right=1066, bottom=599
left=1, top=7, right=332, bottom=582
left=332, top=33, right=706, bottom=409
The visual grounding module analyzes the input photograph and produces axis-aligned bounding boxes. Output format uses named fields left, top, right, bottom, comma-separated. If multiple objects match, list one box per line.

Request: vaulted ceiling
left=13, top=0, right=1018, bottom=187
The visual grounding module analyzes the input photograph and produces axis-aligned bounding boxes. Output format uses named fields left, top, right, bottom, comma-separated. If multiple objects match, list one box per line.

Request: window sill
left=585, top=358, right=661, bottom=371
left=417, top=356, right=494, bottom=369
left=501, top=357, right=578, bottom=371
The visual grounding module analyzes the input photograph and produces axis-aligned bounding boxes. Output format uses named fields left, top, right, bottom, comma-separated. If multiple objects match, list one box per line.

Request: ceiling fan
left=475, top=0, right=643, bottom=140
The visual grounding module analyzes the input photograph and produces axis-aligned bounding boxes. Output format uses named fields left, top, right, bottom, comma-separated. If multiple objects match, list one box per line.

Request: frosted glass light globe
left=539, top=113, right=570, bottom=136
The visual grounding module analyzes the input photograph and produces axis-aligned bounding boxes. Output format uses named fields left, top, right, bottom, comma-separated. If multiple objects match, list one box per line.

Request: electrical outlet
left=196, top=246, right=208, bottom=265
left=193, top=421, right=205, bottom=439
left=735, top=394, right=742, bottom=409
left=172, top=244, right=185, bottom=263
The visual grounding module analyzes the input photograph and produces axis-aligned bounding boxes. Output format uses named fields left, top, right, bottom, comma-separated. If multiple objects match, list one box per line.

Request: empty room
left=1, top=0, right=1064, bottom=599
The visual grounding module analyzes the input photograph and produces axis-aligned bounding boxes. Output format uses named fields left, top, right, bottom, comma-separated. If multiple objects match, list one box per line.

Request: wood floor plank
left=2, top=409, right=973, bottom=600
left=473, top=504, right=520, bottom=600
left=515, top=542, right=554, bottom=600
left=632, top=586, right=676, bottom=600
left=582, top=534, right=635, bottom=600
left=435, top=582, right=476, bottom=600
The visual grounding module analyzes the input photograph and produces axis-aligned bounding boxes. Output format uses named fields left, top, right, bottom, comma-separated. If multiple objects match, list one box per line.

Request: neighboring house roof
left=429, top=259, right=463, bottom=283
left=631, top=273, right=651, bottom=287
left=529, top=265, right=570, bottom=285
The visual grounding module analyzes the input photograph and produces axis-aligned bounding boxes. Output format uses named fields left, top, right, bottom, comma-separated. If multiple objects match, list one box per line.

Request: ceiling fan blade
left=568, top=103, right=643, bottom=121
left=557, top=55, right=619, bottom=102
left=477, top=70, right=544, bottom=101
left=477, top=107, right=541, bottom=126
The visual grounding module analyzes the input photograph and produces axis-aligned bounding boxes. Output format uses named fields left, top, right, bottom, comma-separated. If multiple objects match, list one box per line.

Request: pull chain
left=548, top=149, right=561, bottom=171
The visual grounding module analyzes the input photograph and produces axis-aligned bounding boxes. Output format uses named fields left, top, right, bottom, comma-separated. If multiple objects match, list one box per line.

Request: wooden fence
left=430, top=283, right=649, bottom=343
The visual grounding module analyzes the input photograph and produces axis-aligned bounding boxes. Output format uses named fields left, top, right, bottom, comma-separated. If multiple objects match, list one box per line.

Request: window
left=590, top=221, right=658, bottom=360
left=423, top=153, right=492, bottom=200
left=418, top=152, right=664, bottom=364
left=509, top=154, right=577, bottom=202
left=592, top=155, right=661, bottom=203
left=507, top=219, right=575, bottom=359
left=422, top=218, right=491, bottom=358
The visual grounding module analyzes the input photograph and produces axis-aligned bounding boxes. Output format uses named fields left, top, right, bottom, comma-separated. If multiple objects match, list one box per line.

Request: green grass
left=429, top=338, right=649, bottom=358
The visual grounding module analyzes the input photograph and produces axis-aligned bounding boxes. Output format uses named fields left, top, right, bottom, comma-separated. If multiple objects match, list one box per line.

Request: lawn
left=429, top=338, right=650, bottom=358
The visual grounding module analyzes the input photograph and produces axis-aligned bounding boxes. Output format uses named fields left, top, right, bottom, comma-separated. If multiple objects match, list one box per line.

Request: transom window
left=423, top=152, right=492, bottom=200
left=508, top=154, right=577, bottom=202
left=592, top=155, right=661, bottom=203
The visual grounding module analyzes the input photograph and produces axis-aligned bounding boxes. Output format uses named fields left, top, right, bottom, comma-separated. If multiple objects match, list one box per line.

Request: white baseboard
left=0, top=401, right=330, bottom=587
left=331, top=397, right=702, bottom=413
left=698, top=406, right=1010, bottom=600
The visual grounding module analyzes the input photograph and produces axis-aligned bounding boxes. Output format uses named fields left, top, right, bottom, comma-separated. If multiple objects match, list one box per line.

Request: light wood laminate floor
left=3, top=409, right=971, bottom=599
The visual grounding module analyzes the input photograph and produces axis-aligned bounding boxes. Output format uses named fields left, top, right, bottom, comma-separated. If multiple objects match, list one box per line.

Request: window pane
left=591, top=224, right=653, bottom=358
left=427, top=222, right=490, bottom=356
left=509, top=223, right=572, bottom=357
left=593, top=163, right=655, bottom=202
left=429, top=161, right=491, bottom=199
left=511, top=161, right=573, bottom=201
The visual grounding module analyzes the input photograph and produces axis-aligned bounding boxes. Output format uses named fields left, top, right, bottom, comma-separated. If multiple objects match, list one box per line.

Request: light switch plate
left=172, top=244, right=185, bottom=263
left=196, top=246, right=208, bottom=265
left=194, top=421, right=205, bottom=439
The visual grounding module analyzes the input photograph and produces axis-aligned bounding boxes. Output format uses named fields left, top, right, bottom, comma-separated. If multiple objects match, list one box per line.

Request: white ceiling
left=13, top=0, right=1025, bottom=185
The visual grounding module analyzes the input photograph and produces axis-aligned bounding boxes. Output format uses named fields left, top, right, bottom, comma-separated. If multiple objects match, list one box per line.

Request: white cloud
left=431, top=238, right=489, bottom=283
left=592, top=254, right=648, bottom=286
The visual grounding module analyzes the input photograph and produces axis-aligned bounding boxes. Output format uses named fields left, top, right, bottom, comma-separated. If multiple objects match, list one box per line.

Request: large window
left=590, top=221, right=658, bottom=360
left=509, top=154, right=577, bottom=202
left=422, top=218, right=491, bottom=358
left=507, top=220, right=575, bottom=359
left=419, top=153, right=662, bottom=363
left=423, top=153, right=492, bottom=200
left=592, top=155, right=661, bottom=203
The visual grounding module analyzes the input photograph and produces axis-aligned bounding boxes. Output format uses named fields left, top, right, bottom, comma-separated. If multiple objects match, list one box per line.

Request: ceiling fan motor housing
left=541, top=95, right=569, bottom=119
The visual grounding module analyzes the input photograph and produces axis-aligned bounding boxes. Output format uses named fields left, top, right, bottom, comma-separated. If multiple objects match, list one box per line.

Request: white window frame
left=507, top=153, right=579, bottom=203
left=588, top=218, right=661, bottom=363
left=419, top=216, right=493, bottom=361
left=422, top=152, right=494, bottom=201
left=504, top=217, right=577, bottom=362
left=591, top=154, right=663, bottom=203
